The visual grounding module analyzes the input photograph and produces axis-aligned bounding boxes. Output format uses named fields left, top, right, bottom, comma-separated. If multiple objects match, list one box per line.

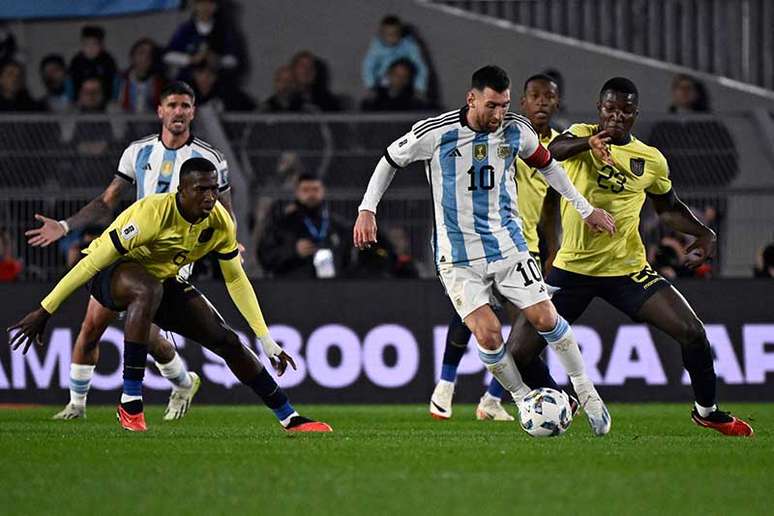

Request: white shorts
left=438, top=252, right=550, bottom=321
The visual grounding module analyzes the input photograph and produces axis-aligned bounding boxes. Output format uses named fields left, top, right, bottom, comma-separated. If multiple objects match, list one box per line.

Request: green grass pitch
left=1, top=403, right=771, bottom=515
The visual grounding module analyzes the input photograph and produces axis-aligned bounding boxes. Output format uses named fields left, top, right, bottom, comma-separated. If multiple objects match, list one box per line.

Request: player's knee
left=681, top=319, right=707, bottom=348
left=473, top=325, right=503, bottom=351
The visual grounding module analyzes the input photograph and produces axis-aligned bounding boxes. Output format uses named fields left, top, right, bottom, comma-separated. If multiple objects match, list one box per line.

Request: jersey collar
left=158, top=132, right=195, bottom=151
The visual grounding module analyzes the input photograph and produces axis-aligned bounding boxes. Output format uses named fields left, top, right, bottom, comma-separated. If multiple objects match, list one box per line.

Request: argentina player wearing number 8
left=354, top=66, right=617, bottom=435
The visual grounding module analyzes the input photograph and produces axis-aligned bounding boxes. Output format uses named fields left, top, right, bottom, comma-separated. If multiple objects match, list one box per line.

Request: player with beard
left=26, top=81, right=231, bottom=421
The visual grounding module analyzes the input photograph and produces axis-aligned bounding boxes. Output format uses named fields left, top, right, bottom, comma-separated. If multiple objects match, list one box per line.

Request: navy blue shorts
left=545, top=265, right=671, bottom=323
left=88, top=260, right=202, bottom=329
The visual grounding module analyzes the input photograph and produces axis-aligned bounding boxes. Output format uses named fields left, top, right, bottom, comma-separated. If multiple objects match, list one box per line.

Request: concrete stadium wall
left=10, top=0, right=774, bottom=112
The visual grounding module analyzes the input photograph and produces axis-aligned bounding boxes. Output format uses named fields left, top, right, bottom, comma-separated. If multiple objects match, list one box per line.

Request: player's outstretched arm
left=649, top=189, right=716, bottom=268
left=218, top=256, right=296, bottom=375
left=354, top=156, right=398, bottom=249
left=548, top=130, right=613, bottom=165
left=25, top=176, right=130, bottom=247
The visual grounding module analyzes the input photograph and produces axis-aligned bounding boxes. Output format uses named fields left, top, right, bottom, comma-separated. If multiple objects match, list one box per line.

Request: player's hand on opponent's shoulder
left=258, top=334, right=297, bottom=377
left=685, top=229, right=716, bottom=268
left=25, top=214, right=67, bottom=247
left=353, top=210, right=378, bottom=250
left=583, top=207, right=616, bottom=235
left=588, top=130, right=614, bottom=166
left=7, top=307, right=51, bottom=354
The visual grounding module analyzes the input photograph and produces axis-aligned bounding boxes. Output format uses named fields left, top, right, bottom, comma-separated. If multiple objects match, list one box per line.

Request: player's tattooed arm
left=548, top=130, right=613, bottom=165
left=539, top=187, right=562, bottom=274
left=26, top=176, right=131, bottom=247
left=649, top=188, right=716, bottom=268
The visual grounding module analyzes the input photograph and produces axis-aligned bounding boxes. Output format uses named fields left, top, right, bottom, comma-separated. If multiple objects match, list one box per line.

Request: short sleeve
left=563, top=123, right=596, bottom=139
left=384, top=128, right=434, bottom=168
left=116, top=145, right=136, bottom=184
left=102, top=201, right=157, bottom=255
left=645, top=152, right=672, bottom=195
left=217, top=159, right=230, bottom=192
left=213, top=209, right=239, bottom=260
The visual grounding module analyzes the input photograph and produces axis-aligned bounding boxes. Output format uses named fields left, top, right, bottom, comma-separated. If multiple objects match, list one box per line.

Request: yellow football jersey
left=82, top=193, right=238, bottom=279
left=515, top=128, right=559, bottom=253
left=552, top=123, right=672, bottom=276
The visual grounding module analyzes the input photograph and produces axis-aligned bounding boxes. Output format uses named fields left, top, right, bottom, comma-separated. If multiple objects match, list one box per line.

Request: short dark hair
left=523, top=73, right=559, bottom=93
left=296, top=172, right=322, bottom=184
left=600, top=77, right=639, bottom=101
left=180, top=157, right=216, bottom=180
left=388, top=57, right=416, bottom=75
left=39, top=54, right=66, bottom=72
left=160, top=81, right=195, bottom=103
left=471, top=65, right=510, bottom=93
left=381, top=15, right=402, bottom=26
left=81, top=25, right=105, bottom=41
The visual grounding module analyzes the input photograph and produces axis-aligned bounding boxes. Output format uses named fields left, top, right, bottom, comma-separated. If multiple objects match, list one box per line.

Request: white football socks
left=539, top=316, right=593, bottom=391
left=695, top=402, right=717, bottom=417
left=477, top=343, right=531, bottom=401
left=155, top=352, right=192, bottom=390
left=69, top=363, right=95, bottom=407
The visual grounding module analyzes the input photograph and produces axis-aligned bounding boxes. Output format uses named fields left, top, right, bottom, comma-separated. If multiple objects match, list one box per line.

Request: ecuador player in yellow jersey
left=508, top=77, right=752, bottom=436
left=430, top=74, right=573, bottom=423
left=9, top=158, right=331, bottom=433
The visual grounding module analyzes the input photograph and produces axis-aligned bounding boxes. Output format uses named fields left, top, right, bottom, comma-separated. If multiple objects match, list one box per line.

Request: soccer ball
left=518, top=387, right=572, bottom=437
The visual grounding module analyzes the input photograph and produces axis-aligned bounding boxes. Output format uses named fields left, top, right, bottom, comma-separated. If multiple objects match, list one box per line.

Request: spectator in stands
left=362, top=15, right=428, bottom=100
left=262, top=64, right=303, bottom=113
left=69, top=26, right=117, bottom=104
left=258, top=173, right=350, bottom=278
left=164, top=0, right=240, bottom=80
left=190, top=62, right=255, bottom=112
left=291, top=50, right=341, bottom=112
left=361, top=58, right=432, bottom=112
left=668, top=74, right=710, bottom=113
left=387, top=226, right=420, bottom=278
left=754, top=243, right=774, bottom=278
left=117, top=38, right=165, bottom=113
left=0, top=60, right=43, bottom=111
left=76, top=77, right=107, bottom=112
left=0, top=228, right=22, bottom=282
left=39, top=54, right=74, bottom=112
left=0, top=23, right=21, bottom=65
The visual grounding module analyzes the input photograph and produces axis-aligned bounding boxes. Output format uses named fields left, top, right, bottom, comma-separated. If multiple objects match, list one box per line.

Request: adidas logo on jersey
left=446, top=148, right=462, bottom=158
left=144, top=163, right=152, bottom=170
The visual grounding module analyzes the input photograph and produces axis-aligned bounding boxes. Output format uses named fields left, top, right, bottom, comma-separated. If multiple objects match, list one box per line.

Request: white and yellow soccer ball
left=518, top=387, right=572, bottom=437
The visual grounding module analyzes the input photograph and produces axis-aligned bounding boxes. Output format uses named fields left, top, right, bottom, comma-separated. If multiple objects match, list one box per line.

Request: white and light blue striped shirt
left=116, top=134, right=229, bottom=199
left=385, top=108, right=543, bottom=267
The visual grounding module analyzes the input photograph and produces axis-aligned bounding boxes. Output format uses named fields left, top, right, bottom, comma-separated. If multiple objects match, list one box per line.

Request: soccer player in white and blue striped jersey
left=354, top=66, right=616, bottom=435
left=26, top=81, right=232, bottom=422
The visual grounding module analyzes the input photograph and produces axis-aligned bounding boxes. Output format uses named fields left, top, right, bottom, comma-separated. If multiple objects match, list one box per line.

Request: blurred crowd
left=0, top=2, right=769, bottom=281
left=0, top=6, right=438, bottom=115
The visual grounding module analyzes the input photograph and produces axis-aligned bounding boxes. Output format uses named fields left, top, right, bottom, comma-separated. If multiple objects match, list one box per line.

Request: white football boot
left=52, top=403, right=85, bottom=420
left=476, top=393, right=515, bottom=421
left=429, top=380, right=455, bottom=420
left=163, top=372, right=201, bottom=421
left=575, top=382, right=611, bottom=436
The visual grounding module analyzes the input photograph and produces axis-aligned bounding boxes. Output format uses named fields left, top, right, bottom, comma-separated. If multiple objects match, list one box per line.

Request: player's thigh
left=635, top=284, right=705, bottom=343
left=97, top=261, right=163, bottom=310
left=543, top=267, right=596, bottom=324
left=438, top=262, right=493, bottom=321
left=490, top=254, right=550, bottom=311
left=152, top=280, right=231, bottom=346
left=603, top=264, right=672, bottom=321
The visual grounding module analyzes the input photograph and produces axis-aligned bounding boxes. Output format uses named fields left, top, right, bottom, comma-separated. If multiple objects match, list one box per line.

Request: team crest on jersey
left=161, top=160, right=173, bottom=176
left=120, top=221, right=139, bottom=241
left=198, top=227, right=214, bottom=243
left=497, top=144, right=510, bottom=159
left=630, top=158, right=646, bottom=177
left=474, top=143, right=487, bottom=161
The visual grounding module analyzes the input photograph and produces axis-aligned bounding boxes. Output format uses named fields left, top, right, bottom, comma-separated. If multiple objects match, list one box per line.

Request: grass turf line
left=1, top=403, right=770, bottom=516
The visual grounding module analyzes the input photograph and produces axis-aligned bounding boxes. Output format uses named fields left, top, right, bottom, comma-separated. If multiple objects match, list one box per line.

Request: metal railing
left=1, top=112, right=772, bottom=279
left=429, top=0, right=774, bottom=90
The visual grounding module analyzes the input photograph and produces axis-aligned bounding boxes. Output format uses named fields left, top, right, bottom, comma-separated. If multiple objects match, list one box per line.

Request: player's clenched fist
left=353, top=210, right=378, bottom=250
